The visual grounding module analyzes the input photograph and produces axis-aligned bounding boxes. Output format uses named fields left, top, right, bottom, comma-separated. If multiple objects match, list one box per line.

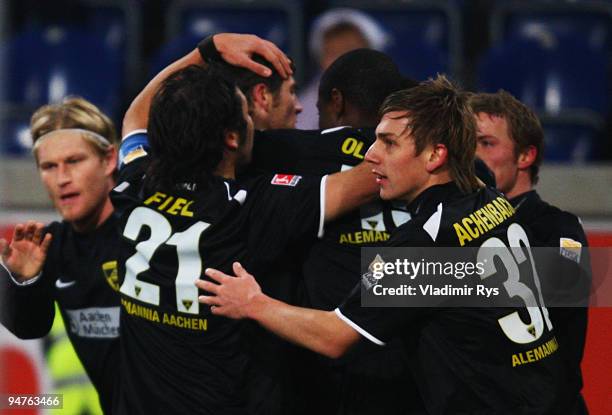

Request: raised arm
left=196, top=262, right=361, bottom=358
left=0, top=222, right=52, bottom=282
left=0, top=222, right=56, bottom=338
left=122, top=33, right=293, bottom=137
left=324, top=161, right=379, bottom=222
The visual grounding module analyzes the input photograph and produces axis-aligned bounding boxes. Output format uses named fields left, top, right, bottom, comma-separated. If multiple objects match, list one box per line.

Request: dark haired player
left=199, top=76, right=569, bottom=414
left=111, top=34, right=378, bottom=414
left=208, top=54, right=302, bottom=130
left=471, top=90, right=591, bottom=414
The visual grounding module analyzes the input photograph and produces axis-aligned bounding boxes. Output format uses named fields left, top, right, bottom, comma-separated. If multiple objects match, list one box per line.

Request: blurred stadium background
left=0, top=0, right=610, bottom=413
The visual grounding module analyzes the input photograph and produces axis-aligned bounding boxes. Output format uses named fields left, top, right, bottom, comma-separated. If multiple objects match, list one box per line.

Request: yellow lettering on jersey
left=453, top=197, right=516, bottom=246
left=122, top=298, right=208, bottom=331
left=144, top=192, right=195, bottom=217
left=338, top=230, right=390, bottom=244
left=475, top=209, right=493, bottom=231
left=493, top=199, right=510, bottom=220
left=511, top=337, right=558, bottom=367
left=144, top=192, right=167, bottom=205
left=158, top=196, right=174, bottom=211
left=461, top=217, right=480, bottom=239
left=453, top=223, right=472, bottom=247
left=340, top=137, right=366, bottom=160
left=180, top=201, right=194, bottom=217
left=167, top=198, right=188, bottom=215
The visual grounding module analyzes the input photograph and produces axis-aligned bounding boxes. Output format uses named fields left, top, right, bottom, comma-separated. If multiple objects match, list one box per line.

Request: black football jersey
left=252, top=127, right=410, bottom=309
left=252, top=128, right=418, bottom=415
left=110, top=132, right=324, bottom=414
left=338, top=183, right=567, bottom=414
left=0, top=217, right=121, bottom=413
left=510, top=190, right=590, bottom=413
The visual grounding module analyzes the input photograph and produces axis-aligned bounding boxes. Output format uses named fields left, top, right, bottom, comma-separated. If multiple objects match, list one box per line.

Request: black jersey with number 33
left=338, top=183, right=568, bottom=414
left=110, top=132, right=324, bottom=415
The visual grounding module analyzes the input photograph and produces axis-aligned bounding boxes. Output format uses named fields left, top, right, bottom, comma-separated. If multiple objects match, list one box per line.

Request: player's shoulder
left=240, top=172, right=314, bottom=193
left=515, top=191, right=587, bottom=246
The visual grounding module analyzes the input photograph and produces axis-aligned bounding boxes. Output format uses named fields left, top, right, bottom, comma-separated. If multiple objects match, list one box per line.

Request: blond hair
left=30, top=97, right=117, bottom=161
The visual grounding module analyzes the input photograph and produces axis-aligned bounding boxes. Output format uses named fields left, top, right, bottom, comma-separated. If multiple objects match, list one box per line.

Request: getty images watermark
left=360, top=246, right=610, bottom=308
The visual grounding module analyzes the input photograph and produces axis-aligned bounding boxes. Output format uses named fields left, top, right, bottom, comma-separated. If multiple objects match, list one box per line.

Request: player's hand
left=0, top=222, right=52, bottom=282
left=213, top=33, right=293, bottom=79
left=196, top=262, right=262, bottom=319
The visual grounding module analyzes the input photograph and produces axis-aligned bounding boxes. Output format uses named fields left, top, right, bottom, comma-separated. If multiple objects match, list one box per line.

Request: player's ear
left=426, top=144, right=448, bottom=173
left=251, top=83, right=271, bottom=112
left=517, top=145, right=537, bottom=170
left=329, top=88, right=344, bottom=120
left=103, top=146, right=118, bottom=176
left=224, top=130, right=240, bottom=151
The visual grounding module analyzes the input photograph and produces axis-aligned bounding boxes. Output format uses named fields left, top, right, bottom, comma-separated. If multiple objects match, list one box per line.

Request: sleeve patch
left=560, top=237, right=582, bottom=263
left=271, top=174, right=302, bottom=186
left=123, top=145, right=148, bottom=165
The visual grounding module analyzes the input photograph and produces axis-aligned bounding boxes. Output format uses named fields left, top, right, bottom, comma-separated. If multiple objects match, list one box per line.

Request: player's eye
left=39, top=163, right=56, bottom=171
left=478, top=138, right=493, bottom=148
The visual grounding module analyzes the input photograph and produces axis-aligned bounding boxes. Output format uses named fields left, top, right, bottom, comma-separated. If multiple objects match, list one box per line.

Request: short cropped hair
left=318, top=48, right=418, bottom=125
left=380, top=75, right=479, bottom=194
left=469, top=90, right=544, bottom=184
left=146, top=65, right=246, bottom=190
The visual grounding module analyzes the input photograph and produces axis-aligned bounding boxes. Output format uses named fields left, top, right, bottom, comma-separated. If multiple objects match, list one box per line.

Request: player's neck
left=214, top=157, right=236, bottom=180
left=505, top=172, right=533, bottom=200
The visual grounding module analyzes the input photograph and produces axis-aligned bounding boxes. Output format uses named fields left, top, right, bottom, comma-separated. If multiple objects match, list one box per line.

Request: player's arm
left=324, top=161, right=378, bottom=222
left=0, top=222, right=56, bottom=338
left=197, top=262, right=361, bottom=358
left=0, top=222, right=52, bottom=282
left=122, top=33, right=292, bottom=137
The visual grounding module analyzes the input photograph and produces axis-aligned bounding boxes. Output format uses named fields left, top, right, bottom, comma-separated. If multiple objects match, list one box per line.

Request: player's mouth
left=59, top=192, right=80, bottom=204
left=372, top=169, right=388, bottom=185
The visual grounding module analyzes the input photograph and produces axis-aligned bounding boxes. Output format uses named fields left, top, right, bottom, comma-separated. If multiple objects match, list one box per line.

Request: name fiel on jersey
left=337, top=183, right=567, bottom=414
left=111, top=132, right=325, bottom=415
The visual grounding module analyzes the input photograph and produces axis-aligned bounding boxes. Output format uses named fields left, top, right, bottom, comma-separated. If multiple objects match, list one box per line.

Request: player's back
left=111, top=158, right=250, bottom=414
left=391, top=183, right=567, bottom=413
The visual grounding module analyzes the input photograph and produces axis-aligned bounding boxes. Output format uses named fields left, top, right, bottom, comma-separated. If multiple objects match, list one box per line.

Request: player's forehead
left=280, top=76, right=296, bottom=92
left=36, top=131, right=95, bottom=160
left=375, top=111, right=412, bottom=139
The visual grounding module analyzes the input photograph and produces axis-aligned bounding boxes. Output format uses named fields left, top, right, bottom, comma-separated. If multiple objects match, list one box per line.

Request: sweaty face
left=36, top=132, right=115, bottom=231
left=475, top=112, right=519, bottom=196
left=267, top=76, right=302, bottom=129
left=365, top=111, right=432, bottom=202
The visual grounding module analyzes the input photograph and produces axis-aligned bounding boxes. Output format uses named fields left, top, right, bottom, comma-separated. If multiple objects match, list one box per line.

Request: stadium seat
left=0, top=25, right=123, bottom=118
left=0, top=105, right=35, bottom=156
left=477, top=36, right=610, bottom=116
left=541, top=118, right=604, bottom=163
left=490, top=1, right=612, bottom=53
left=330, top=0, right=462, bottom=80
left=153, top=0, right=302, bottom=80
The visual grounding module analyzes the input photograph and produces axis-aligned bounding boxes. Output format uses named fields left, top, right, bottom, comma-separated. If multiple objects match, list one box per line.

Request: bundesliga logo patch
left=560, top=237, right=582, bottom=263
left=271, top=174, right=302, bottom=186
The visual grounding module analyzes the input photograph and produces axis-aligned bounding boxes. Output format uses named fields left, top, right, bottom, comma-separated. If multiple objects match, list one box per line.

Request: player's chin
left=378, top=187, right=394, bottom=201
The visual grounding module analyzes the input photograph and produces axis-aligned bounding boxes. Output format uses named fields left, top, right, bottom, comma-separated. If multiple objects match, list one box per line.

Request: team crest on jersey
left=560, top=237, right=582, bottom=263
left=271, top=174, right=302, bottom=186
left=102, top=261, right=120, bottom=291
